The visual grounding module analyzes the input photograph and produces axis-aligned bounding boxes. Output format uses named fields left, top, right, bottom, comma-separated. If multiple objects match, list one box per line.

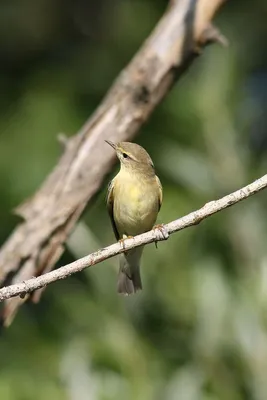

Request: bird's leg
left=152, top=224, right=169, bottom=248
left=119, top=234, right=134, bottom=250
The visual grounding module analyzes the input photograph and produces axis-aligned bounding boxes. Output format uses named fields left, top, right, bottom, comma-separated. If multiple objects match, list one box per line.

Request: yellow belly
left=113, top=172, right=159, bottom=237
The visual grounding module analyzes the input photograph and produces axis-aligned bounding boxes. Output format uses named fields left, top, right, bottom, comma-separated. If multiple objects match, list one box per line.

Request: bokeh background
left=1, top=0, right=267, bottom=399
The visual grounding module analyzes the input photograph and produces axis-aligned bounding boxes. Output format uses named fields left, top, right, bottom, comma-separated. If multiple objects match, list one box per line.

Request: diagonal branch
left=0, top=173, right=266, bottom=305
left=0, top=0, right=228, bottom=325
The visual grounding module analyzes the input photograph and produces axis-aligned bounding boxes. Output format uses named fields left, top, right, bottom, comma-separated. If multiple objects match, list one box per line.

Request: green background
left=1, top=0, right=267, bottom=399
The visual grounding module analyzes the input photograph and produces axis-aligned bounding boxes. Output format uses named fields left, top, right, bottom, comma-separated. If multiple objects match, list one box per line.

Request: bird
left=106, top=140, right=162, bottom=295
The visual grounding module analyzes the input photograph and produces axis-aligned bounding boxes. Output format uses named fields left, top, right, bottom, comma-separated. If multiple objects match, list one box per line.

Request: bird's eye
left=122, top=153, right=128, bottom=159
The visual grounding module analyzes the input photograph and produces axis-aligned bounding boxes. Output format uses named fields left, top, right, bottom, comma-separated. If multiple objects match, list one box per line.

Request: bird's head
left=105, top=141, right=155, bottom=174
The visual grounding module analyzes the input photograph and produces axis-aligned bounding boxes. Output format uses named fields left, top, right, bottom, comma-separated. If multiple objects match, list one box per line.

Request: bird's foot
left=119, top=235, right=133, bottom=250
left=152, top=224, right=169, bottom=248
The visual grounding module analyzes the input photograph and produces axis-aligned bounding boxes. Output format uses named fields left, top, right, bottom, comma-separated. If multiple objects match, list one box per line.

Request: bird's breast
left=113, top=172, right=159, bottom=237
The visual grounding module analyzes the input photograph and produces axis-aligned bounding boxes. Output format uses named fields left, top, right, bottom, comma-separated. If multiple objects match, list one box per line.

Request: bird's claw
left=119, top=236, right=133, bottom=250
left=153, top=224, right=169, bottom=248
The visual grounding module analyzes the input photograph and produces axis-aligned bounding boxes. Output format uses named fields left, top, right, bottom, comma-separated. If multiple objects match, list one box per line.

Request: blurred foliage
left=1, top=0, right=267, bottom=399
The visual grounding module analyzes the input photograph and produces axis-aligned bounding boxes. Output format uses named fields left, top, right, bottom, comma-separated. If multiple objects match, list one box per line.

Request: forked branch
left=0, top=0, right=228, bottom=325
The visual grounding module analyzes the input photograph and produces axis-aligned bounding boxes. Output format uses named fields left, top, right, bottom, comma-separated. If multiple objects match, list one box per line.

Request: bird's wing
left=106, top=179, right=120, bottom=241
left=156, top=175, right=163, bottom=211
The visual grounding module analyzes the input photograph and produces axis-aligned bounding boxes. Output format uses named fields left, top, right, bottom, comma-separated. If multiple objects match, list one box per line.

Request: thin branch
left=0, top=174, right=266, bottom=303
left=0, top=0, right=228, bottom=325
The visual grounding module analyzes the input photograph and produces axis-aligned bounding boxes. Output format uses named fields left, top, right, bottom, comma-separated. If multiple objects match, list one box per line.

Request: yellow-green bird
left=106, top=141, right=162, bottom=295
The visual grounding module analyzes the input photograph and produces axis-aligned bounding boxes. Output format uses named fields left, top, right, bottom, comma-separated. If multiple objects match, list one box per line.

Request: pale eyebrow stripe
left=117, top=147, right=138, bottom=162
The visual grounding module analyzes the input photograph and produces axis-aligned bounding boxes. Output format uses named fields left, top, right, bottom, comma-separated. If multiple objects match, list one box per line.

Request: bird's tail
left=117, top=247, right=144, bottom=295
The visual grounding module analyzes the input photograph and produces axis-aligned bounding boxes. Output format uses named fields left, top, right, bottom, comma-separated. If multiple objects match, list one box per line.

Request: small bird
left=106, top=141, right=162, bottom=295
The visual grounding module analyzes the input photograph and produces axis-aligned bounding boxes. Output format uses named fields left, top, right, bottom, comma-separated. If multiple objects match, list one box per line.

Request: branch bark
left=0, top=0, right=227, bottom=325
left=1, top=174, right=266, bottom=309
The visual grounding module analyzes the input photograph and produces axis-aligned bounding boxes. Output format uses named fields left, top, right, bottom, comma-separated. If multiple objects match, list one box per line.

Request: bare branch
left=0, top=174, right=266, bottom=306
left=0, top=0, right=228, bottom=325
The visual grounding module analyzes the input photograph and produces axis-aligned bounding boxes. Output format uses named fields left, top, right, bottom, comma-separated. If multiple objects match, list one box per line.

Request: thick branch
left=1, top=174, right=266, bottom=303
left=0, top=0, right=227, bottom=325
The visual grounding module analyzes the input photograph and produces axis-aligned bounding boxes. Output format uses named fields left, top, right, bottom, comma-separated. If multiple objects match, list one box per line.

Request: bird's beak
left=105, top=140, right=117, bottom=150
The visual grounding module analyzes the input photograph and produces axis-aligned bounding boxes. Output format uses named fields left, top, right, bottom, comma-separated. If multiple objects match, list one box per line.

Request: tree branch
left=0, top=0, right=228, bottom=325
left=1, top=174, right=266, bottom=305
